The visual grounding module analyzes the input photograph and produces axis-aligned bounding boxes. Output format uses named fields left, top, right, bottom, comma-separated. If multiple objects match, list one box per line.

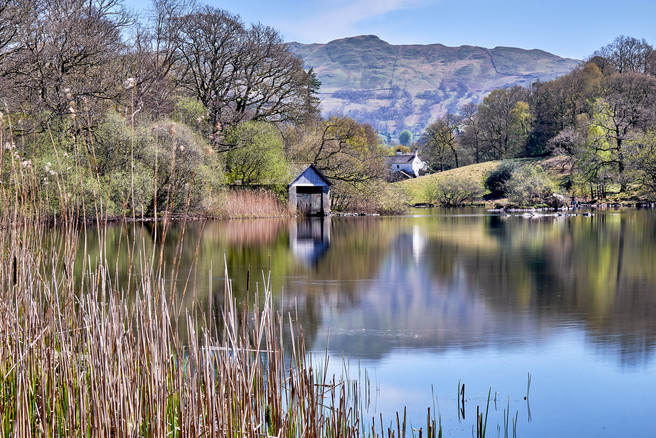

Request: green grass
left=395, top=159, right=520, bottom=204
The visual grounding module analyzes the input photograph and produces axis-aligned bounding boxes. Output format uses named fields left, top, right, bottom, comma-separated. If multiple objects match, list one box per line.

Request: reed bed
left=0, top=115, right=442, bottom=438
left=216, top=188, right=290, bottom=218
left=0, top=219, right=348, bottom=436
left=0, top=218, right=447, bottom=437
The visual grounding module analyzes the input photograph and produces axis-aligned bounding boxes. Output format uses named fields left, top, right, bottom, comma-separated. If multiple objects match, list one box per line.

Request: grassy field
left=395, top=157, right=569, bottom=205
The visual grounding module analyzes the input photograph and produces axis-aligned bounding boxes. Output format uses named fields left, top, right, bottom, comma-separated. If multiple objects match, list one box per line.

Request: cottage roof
left=289, top=164, right=332, bottom=187
left=386, top=154, right=416, bottom=165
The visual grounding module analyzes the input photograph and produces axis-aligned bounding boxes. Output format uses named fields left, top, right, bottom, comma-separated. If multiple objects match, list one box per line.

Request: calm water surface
left=82, top=209, right=656, bottom=437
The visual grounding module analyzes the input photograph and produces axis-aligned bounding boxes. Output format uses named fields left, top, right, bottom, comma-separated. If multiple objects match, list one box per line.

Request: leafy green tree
left=398, top=129, right=412, bottom=146
left=146, top=120, right=224, bottom=214
left=224, top=121, right=289, bottom=185
left=173, top=97, right=210, bottom=132
left=631, top=130, right=656, bottom=195
left=477, top=86, right=532, bottom=159
left=587, top=73, right=656, bottom=191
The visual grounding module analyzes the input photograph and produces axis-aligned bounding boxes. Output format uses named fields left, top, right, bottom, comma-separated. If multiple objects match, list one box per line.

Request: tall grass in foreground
left=0, top=217, right=336, bottom=436
left=0, top=113, right=442, bottom=437
left=0, top=216, right=447, bottom=437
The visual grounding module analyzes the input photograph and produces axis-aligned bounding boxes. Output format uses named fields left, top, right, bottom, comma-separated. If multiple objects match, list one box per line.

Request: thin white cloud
left=283, top=0, right=433, bottom=43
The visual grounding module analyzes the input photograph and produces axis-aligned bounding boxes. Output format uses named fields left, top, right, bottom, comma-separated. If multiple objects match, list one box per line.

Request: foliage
left=425, top=176, right=483, bottom=206
left=584, top=73, right=656, bottom=191
left=173, top=97, right=209, bottom=131
left=476, top=87, right=532, bottom=159
left=223, top=121, right=289, bottom=185
left=506, top=164, right=563, bottom=207
left=399, top=129, right=413, bottom=146
left=145, top=120, right=224, bottom=215
left=484, top=162, right=517, bottom=198
left=330, top=179, right=408, bottom=214
left=286, top=116, right=387, bottom=185
left=629, top=130, right=656, bottom=196
left=390, top=145, right=411, bottom=155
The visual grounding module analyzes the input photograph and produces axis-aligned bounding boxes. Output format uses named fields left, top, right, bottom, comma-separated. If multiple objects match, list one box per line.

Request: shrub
left=484, top=162, right=516, bottom=198
left=506, top=164, right=563, bottom=207
left=331, top=180, right=408, bottom=214
left=426, top=176, right=483, bottom=206
left=145, top=120, right=224, bottom=215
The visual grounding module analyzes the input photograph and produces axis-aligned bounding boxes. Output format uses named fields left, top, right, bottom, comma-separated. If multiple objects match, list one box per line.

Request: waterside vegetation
left=413, top=36, right=656, bottom=208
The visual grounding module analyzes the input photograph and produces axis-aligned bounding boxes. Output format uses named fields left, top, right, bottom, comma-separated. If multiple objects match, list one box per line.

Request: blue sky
left=130, top=0, right=656, bottom=60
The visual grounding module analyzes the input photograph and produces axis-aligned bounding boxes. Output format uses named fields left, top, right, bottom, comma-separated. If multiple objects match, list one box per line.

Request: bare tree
left=0, top=0, right=24, bottom=59
left=422, top=113, right=460, bottom=172
left=125, top=0, right=192, bottom=118
left=172, top=6, right=318, bottom=144
left=459, top=103, right=485, bottom=163
left=4, top=0, right=132, bottom=121
left=289, top=116, right=387, bottom=184
left=593, top=35, right=654, bottom=75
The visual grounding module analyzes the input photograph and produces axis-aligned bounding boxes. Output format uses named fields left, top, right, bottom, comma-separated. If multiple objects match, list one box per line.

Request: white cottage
left=288, top=164, right=332, bottom=216
left=387, top=149, right=428, bottom=180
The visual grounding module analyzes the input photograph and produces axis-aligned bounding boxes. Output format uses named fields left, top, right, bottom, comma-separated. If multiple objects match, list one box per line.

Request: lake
left=80, top=208, right=656, bottom=437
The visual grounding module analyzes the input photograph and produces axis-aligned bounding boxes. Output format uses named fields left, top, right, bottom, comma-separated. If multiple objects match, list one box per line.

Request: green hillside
left=396, top=158, right=561, bottom=205
left=289, top=35, right=580, bottom=136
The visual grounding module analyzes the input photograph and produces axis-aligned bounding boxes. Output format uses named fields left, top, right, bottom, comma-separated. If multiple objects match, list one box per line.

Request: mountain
left=289, top=35, right=580, bottom=136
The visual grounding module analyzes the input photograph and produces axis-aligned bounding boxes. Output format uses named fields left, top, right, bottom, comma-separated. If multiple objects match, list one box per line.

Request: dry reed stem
left=0, top=212, right=390, bottom=437
left=0, top=113, right=431, bottom=438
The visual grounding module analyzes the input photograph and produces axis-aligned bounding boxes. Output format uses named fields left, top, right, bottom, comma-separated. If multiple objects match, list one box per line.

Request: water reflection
left=77, top=210, right=656, bottom=366
left=289, top=217, right=331, bottom=266
left=74, top=210, right=656, bottom=436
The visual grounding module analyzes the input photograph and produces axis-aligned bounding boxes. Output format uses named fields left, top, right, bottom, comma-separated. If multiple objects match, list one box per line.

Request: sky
left=130, top=0, right=656, bottom=60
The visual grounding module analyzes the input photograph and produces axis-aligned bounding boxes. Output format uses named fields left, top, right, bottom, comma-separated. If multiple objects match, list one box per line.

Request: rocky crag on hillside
left=289, top=35, right=580, bottom=137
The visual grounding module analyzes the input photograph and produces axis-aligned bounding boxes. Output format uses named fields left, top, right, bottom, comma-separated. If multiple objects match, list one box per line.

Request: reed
left=0, top=115, right=362, bottom=436
left=526, top=372, right=532, bottom=400
left=0, top=111, right=500, bottom=438
left=215, top=188, right=290, bottom=218
left=0, top=214, right=374, bottom=436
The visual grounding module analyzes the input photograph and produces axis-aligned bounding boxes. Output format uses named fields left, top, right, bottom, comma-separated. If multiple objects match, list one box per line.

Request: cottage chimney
left=414, top=148, right=419, bottom=156
left=396, top=149, right=402, bottom=155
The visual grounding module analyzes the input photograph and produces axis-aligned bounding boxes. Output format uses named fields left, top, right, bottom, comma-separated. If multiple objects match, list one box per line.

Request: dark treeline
left=0, top=0, right=395, bottom=219
left=421, top=35, right=656, bottom=200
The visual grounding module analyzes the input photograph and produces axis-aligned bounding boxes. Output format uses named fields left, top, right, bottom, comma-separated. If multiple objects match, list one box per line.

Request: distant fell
left=289, top=35, right=580, bottom=136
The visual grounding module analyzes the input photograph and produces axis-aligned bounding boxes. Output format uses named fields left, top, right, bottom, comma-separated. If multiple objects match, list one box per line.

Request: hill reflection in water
left=79, top=209, right=656, bottom=436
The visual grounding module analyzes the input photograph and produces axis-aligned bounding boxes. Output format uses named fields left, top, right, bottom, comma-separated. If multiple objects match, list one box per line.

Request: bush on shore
left=425, top=175, right=484, bottom=206
left=506, top=164, right=564, bottom=207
